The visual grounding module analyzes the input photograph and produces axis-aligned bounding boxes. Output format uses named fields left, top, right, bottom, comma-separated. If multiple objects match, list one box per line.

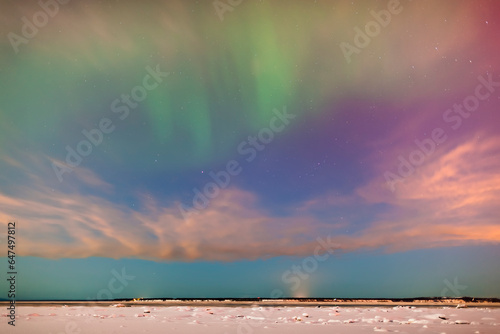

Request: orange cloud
left=1, top=153, right=330, bottom=261
left=355, top=135, right=500, bottom=251
left=1, top=135, right=499, bottom=262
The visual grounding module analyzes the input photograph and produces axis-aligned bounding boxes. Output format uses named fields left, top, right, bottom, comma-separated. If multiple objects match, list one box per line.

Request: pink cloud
left=1, top=134, right=499, bottom=262
left=354, top=135, right=500, bottom=251
left=1, top=153, right=329, bottom=261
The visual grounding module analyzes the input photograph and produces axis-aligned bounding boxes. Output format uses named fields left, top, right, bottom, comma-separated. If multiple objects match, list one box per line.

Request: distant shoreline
left=2, top=297, right=500, bottom=308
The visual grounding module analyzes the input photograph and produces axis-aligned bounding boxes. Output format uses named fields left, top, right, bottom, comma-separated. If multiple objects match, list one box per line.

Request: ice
left=2, top=304, right=499, bottom=334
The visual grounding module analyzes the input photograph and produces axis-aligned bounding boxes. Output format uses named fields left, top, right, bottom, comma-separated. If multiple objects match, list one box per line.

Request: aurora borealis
left=1, top=0, right=500, bottom=300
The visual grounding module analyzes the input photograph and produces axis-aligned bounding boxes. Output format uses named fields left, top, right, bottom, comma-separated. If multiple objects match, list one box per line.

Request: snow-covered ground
left=2, top=305, right=499, bottom=333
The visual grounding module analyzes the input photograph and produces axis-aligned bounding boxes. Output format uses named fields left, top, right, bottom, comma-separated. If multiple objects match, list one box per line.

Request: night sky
left=1, top=0, right=500, bottom=300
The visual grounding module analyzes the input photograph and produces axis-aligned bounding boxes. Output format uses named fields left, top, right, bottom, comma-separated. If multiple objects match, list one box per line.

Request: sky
left=0, top=0, right=499, bottom=300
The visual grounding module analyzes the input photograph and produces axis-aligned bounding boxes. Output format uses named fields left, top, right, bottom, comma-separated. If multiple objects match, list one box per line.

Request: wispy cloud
left=1, top=134, right=499, bottom=261
left=1, top=152, right=329, bottom=261
left=355, top=134, right=500, bottom=251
